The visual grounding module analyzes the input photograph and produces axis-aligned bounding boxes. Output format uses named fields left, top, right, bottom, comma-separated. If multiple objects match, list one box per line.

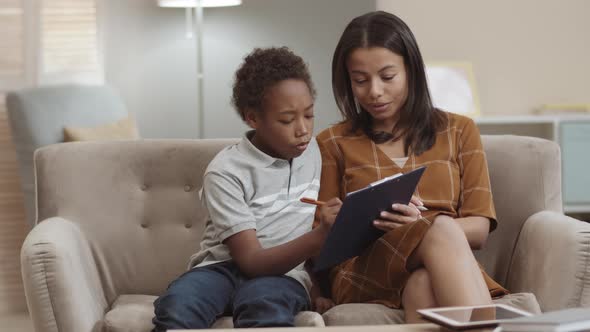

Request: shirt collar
left=237, top=130, right=310, bottom=169
left=238, top=131, right=284, bottom=168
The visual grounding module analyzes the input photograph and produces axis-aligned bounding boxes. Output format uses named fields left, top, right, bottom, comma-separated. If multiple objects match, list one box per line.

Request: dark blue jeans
left=152, top=261, right=310, bottom=331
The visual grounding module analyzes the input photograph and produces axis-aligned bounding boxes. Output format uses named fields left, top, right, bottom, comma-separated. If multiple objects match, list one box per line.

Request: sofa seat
left=322, top=292, right=541, bottom=326
left=103, top=292, right=540, bottom=330
left=102, top=294, right=325, bottom=332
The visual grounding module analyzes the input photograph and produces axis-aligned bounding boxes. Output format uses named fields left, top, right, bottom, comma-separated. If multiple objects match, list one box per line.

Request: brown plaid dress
left=315, top=112, right=509, bottom=308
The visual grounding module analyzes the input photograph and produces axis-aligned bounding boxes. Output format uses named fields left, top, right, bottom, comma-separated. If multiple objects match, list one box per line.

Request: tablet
left=417, top=304, right=532, bottom=330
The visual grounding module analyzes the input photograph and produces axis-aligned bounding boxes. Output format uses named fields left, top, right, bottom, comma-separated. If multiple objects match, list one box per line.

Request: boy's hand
left=318, top=197, right=342, bottom=232
left=313, top=296, right=335, bottom=314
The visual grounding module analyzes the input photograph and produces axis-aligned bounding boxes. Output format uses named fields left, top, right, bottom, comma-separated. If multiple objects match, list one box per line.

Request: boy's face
left=246, top=79, right=314, bottom=160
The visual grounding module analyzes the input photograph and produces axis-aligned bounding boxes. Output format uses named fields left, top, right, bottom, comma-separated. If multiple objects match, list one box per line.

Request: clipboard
left=314, top=166, right=426, bottom=272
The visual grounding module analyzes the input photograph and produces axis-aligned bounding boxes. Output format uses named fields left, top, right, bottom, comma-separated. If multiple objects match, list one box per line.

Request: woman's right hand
left=318, top=197, right=342, bottom=232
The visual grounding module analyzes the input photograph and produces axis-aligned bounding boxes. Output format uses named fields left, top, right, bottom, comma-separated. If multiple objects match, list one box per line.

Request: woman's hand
left=313, top=296, right=336, bottom=314
left=373, top=195, right=423, bottom=232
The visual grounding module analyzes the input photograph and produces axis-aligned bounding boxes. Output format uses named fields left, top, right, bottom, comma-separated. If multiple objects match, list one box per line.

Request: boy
left=152, top=47, right=340, bottom=331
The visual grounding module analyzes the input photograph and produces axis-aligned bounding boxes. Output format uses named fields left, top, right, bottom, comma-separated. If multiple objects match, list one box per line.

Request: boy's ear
left=244, top=109, right=259, bottom=129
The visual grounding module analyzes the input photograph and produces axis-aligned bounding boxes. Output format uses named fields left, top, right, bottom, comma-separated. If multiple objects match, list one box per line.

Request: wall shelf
left=476, top=115, right=590, bottom=214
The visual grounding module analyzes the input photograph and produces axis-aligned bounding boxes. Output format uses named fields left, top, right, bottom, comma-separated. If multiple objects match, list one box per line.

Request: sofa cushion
left=294, top=311, right=326, bottom=327
left=103, top=294, right=324, bottom=331
left=323, top=303, right=405, bottom=326
left=493, top=292, right=541, bottom=314
left=322, top=292, right=541, bottom=326
left=63, top=115, right=139, bottom=142
left=103, top=295, right=155, bottom=332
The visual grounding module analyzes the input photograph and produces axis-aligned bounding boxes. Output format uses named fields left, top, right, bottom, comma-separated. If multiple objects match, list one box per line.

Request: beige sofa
left=21, top=136, right=590, bottom=332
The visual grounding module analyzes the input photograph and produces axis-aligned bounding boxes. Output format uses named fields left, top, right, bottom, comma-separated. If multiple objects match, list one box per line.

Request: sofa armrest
left=21, top=217, right=108, bottom=332
left=506, top=211, right=590, bottom=312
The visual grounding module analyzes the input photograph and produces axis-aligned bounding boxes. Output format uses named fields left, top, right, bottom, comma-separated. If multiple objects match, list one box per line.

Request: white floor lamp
left=157, top=0, right=242, bottom=138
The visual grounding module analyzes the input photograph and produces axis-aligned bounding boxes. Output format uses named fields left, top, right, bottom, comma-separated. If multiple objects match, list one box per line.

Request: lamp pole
left=158, top=0, right=242, bottom=138
left=194, top=0, right=204, bottom=138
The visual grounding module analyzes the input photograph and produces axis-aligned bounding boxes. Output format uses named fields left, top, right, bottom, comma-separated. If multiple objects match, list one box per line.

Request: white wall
left=377, top=0, right=590, bottom=116
left=104, top=0, right=201, bottom=138
left=104, top=0, right=375, bottom=138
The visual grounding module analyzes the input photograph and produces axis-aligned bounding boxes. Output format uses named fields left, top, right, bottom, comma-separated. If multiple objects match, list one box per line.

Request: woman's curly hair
left=232, top=47, right=316, bottom=121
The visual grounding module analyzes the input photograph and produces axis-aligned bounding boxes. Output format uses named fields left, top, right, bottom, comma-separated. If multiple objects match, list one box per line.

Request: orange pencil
left=300, top=197, right=325, bottom=206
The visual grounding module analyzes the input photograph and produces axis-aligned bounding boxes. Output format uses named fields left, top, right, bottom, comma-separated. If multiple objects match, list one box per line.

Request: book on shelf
left=499, top=307, right=590, bottom=332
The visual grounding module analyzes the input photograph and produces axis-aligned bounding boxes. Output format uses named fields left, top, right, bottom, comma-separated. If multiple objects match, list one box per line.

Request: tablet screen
left=418, top=304, right=532, bottom=329
left=434, top=305, right=525, bottom=323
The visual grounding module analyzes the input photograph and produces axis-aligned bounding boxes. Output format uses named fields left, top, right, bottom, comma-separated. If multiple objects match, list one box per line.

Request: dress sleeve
left=457, top=118, right=498, bottom=232
left=313, top=133, right=344, bottom=228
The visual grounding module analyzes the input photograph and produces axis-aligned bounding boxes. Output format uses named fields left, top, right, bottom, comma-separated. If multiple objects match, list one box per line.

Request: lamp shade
left=158, top=0, right=241, bottom=7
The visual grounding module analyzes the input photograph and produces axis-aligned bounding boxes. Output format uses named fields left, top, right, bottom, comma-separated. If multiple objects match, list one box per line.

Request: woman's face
left=347, top=47, right=408, bottom=128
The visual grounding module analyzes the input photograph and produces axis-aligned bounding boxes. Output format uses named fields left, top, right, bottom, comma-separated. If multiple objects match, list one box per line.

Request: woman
left=315, top=11, right=508, bottom=322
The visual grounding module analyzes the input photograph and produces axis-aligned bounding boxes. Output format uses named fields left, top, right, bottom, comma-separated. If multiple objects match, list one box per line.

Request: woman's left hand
left=373, top=197, right=422, bottom=232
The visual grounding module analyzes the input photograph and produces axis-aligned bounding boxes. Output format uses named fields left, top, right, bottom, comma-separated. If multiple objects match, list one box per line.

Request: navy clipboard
left=314, top=166, right=426, bottom=272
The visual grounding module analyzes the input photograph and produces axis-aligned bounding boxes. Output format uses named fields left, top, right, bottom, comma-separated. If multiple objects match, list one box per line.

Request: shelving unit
left=476, top=115, right=590, bottom=215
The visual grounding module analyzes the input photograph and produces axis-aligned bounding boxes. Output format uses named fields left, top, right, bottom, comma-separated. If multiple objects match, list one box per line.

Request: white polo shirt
left=188, top=131, right=321, bottom=294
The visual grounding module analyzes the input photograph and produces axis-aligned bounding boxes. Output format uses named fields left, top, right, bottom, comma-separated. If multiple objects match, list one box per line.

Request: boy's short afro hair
left=232, top=47, right=316, bottom=121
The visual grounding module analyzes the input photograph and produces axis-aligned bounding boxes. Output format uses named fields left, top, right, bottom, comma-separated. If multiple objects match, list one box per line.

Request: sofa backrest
left=478, top=135, right=562, bottom=286
left=33, top=135, right=563, bottom=301
left=34, top=139, right=236, bottom=303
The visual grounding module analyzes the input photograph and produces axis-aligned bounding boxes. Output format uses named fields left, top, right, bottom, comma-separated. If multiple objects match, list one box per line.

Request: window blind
left=0, top=94, right=29, bottom=314
left=0, top=0, right=102, bottom=88
left=40, top=0, right=102, bottom=82
left=0, top=1, right=24, bottom=80
left=0, top=5, right=29, bottom=313
left=0, top=0, right=103, bottom=314
left=0, top=3, right=28, bottom=311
